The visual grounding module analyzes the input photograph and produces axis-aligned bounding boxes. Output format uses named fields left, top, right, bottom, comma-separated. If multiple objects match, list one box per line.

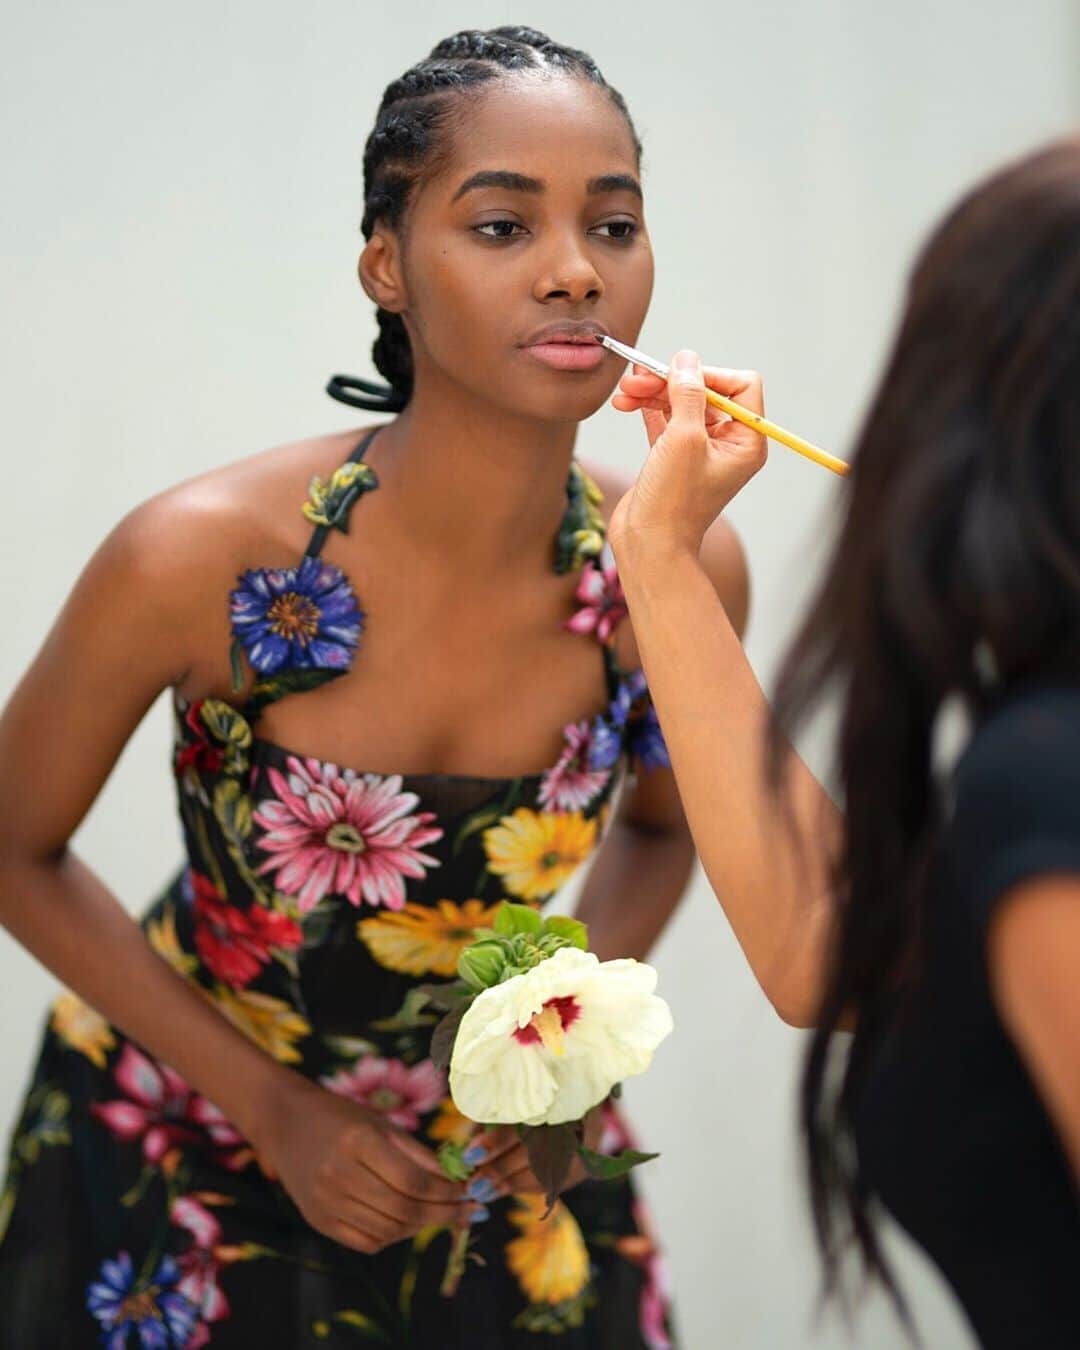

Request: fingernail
left=673, top=349, right=701, bottom=381
left=463, top=1144, right=488, bottom=1166
left=466, top=1177, right=498, bottom=1203
left=469, top=1205, right=491, bottom=1225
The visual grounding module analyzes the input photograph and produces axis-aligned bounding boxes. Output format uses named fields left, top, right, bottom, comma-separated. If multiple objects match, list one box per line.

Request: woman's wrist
left=215, top=1051, right=309, bottom=1161
left=609, top=519, right=701, bottom=572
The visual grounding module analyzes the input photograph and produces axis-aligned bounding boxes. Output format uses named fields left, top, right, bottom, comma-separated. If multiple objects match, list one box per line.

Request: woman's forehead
left=438, top=76, right=639, bottom=189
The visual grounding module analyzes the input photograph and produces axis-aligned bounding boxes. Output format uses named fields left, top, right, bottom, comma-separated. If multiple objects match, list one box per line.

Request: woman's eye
left=591, top=220, right=638, bottom=241
left=474, top=220, right=527, bottom=240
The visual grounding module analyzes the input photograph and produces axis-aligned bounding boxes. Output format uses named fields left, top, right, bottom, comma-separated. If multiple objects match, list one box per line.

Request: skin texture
left=608, top=355, right=1080, bottom=1181
left=0, top=77, right=749, bottom=1249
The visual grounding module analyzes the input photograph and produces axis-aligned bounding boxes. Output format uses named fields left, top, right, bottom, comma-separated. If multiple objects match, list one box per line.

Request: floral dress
left=0, top=430, right=676, bottom=1349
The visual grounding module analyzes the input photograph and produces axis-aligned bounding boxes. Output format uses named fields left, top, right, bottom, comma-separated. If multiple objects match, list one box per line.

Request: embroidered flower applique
left=229, top=557, right=363, bottom=682
left=302, top=460, right=379, bottom=534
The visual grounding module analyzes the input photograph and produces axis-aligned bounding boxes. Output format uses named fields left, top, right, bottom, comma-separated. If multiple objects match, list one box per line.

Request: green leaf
left=229, top=639, right=246, bottom=694
left=577, top=1145, right=659, bottom=1182
left=245, top=666, right=345, bottom=717
left=523, top=1121, right=583, bottom=1214
left=541, top=915, right=589, bottom=950
left=494, top=903, right=542, bottom=939
left=326, top=1309, right=392, bottom=1340
left=413, top=980, right=471, bottom=1012
left=452, top=804, right=505, bottom=856
left=430, top=1001, right=470, bottom=1072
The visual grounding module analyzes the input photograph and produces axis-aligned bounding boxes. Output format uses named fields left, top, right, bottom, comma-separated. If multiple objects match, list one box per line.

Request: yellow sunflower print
left=483, top=809, right=597, bottom=901
left=506, top=1194, right=590, bottom=1305
left=357, top=898, right=503, bottom=977
left=212, top=986, right=311, bottom=1065
left=50, top=992, right=116, bottom=1070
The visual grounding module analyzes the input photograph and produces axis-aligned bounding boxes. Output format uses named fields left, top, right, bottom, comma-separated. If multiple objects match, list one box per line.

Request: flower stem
left=440, top=1226, right=471, bottom=1298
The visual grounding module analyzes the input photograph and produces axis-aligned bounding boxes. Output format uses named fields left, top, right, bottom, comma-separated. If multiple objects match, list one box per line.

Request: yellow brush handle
left=703, top=388, right=850, bottom=477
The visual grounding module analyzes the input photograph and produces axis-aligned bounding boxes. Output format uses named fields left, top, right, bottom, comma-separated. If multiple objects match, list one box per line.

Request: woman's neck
left=365, top=372, right=580, bottom=578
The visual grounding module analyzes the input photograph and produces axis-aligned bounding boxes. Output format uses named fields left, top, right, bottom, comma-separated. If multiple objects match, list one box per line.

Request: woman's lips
left=523, top=341, right=606, bottom=371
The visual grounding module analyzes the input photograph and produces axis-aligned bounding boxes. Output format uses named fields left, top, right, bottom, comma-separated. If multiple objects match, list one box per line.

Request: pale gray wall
left=2, top=2, right=1077, bottom=1345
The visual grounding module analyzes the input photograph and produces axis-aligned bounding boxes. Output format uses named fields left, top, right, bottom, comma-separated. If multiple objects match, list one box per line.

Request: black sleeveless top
left=856, top=685, right=1080, bottom=1349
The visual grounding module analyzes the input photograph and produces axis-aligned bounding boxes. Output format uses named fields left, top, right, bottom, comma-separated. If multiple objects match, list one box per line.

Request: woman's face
left=391, top=74, right=654, bottom=425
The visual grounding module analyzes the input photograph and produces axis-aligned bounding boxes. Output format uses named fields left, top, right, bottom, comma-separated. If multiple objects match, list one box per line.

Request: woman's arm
left=988, top=876, right=1080, bottom=1185
left=0, top=491, right=466, bottom=1248
left=573, top=515, right=751, bottom=964
left=0, top=496, right=295, bottom=1146
left=607, top=355, right=842, bottom=1026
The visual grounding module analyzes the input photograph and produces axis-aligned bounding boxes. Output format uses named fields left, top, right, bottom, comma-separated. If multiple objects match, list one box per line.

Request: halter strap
left=303, top=427, right=381, bottom=559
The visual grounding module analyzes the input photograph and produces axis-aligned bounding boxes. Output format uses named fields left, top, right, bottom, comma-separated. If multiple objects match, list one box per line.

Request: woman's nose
left=533, top=238, right=604, bottom=304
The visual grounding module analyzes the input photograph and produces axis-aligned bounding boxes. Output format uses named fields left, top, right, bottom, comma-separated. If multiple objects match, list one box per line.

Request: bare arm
left=608, top=356, right=842, bottom=1026
left=574, top=517, right=750, bottom=964
left=988, top=876, right=1080, bottom=1185
left=0, top=497, right=293, bottom=1148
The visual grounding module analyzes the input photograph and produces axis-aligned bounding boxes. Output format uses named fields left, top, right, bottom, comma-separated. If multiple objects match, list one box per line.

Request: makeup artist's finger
left=640, top=407, right=668, bottom=448
left=666, top=351, right=708, bottom=434
left=702, top=367, right=765, bottom=416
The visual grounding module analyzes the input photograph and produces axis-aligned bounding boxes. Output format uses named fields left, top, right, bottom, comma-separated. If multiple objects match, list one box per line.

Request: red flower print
left=190, top=871, right=302, bottom=988
left=174, top=701, right=225, bottom=780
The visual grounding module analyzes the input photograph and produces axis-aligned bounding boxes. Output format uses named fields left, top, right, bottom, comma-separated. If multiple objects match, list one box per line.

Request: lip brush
left=597, top=335, right=850, bottom=478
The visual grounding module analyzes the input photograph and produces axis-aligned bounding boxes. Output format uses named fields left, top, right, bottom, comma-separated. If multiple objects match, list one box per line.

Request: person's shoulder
left=103, top=428, right=371, bottom=593
left=947, top=683, right=1080, bottom=933
left=956, top=683, right=1080, bottom=801
left=582, top=457, right=750, bottom=637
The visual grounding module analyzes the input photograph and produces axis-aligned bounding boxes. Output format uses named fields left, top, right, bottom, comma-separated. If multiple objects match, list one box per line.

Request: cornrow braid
left=328, top=27, right=641, bottom=414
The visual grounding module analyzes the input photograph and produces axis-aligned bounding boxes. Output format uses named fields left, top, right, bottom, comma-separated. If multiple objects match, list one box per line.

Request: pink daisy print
left=321, top=1056, right=446, bottom=1131
left=253, top=758, right=443, bottom=914
left=539, top=720, right=611, bottom=813
left=564, top=555, right=627, bottom=645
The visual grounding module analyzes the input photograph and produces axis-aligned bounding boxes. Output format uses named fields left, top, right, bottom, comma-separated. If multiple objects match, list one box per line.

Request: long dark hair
left=333, top=27, right=640, bottom=414
left=769, top=138, right=1080, bottom=1312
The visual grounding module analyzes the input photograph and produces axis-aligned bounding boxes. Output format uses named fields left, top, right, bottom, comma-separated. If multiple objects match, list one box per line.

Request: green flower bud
left=457, top=940, right=508, bottom=991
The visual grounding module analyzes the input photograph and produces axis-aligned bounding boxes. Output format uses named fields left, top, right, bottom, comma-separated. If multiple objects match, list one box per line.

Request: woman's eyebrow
left=587, top=174, right=642, bottom=199
left=453, top=171, right=543, bottom=201
left=451, top=171, right=643, bottom=202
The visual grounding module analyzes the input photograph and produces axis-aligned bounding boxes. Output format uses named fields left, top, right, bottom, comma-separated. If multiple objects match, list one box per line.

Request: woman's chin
left=501, top=374, right=619, bottom=426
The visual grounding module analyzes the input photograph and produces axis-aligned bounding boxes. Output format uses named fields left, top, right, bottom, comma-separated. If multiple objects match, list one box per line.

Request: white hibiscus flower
left=449, top=947, right=673, bottom=1127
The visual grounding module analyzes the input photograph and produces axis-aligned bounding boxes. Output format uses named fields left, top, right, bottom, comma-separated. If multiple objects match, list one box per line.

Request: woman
left=608, top=140, right=1080, bottom=1347
left=0, top=26, right=747, bottom=1349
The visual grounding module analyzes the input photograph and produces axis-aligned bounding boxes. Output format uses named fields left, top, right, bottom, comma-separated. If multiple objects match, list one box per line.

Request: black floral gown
left=0, top=431, right=676, bottom=1349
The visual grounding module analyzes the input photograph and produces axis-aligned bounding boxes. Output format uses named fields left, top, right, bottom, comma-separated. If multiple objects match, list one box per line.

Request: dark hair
left=331, top=27, right=641, bottom=413
left=769, top=138, right=1080, bottom=1318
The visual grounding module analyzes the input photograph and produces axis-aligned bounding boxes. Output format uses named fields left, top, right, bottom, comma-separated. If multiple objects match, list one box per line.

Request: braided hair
left=328, top=27, right=641, bottom=414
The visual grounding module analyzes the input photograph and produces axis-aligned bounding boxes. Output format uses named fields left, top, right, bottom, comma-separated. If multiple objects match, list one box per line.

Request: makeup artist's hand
left=607, top=351, right=767, bottom=556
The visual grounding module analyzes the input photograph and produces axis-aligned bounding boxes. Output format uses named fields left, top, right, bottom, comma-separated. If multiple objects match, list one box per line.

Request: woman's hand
left=607, top=351, right=768, bottom=558
left=468, top=1109, right=605, bottom=1204
left=261, top=1077, right=468, bottom=1253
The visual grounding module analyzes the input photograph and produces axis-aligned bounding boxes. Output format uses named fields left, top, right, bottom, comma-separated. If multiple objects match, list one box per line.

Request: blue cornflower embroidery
left=229, top=556, right=364, bottom=679
left=86, top=1250, right=199, bottom=1348
left=590, top=670, right=670, bottom=772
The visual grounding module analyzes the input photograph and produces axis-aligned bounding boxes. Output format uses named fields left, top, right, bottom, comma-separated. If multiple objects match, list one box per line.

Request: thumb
left=667, top=350, right=707, bottom=435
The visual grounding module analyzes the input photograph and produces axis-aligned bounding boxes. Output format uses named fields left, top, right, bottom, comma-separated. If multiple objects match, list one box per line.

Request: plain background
left=2, top=3, right=1078, bottom=1346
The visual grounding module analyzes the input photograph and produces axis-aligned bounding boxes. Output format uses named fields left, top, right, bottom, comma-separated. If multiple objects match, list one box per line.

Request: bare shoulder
left=81, top=427, right=372, bottom=694
left=582, top=457, right=751, bottom=639
left=106, top=428, right=369, bottom=590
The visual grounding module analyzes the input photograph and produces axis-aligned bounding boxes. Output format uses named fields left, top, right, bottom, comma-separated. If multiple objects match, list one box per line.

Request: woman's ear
left=359, top=231, right=408, bottom=313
